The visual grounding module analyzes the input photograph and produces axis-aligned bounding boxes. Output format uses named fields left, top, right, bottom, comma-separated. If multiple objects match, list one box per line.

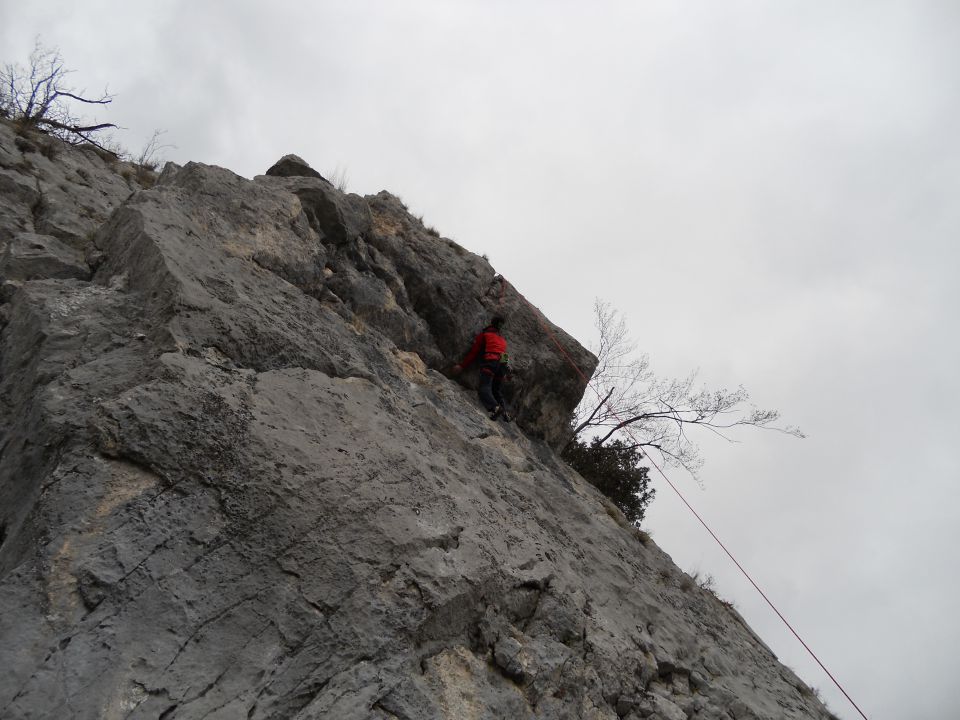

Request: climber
left=452, top=315, right=513, bottom=421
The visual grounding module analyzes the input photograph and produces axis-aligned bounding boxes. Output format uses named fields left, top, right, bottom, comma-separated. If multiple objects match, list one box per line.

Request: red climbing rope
left=502, top=276, right=870, bottom=720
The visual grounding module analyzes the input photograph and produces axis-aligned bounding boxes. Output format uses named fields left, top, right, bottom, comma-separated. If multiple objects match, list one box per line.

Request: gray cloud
left=4, top=2, right=958, bottom=717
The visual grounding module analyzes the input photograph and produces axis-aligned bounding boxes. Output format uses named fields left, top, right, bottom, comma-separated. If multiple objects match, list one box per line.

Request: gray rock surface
left=1, top=232, right=92, bottom=285
left=0, top=121, right=139, bottom=250
left=0, top=122, right=839, bottom=720
left=265, top=153, right=327, bottom=180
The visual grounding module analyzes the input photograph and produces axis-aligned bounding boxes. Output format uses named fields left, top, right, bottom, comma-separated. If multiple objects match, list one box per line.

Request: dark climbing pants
left=478, top=361, right=507, bottom=413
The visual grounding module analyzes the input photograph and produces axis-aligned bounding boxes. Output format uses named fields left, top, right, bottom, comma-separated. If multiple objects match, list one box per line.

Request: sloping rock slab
left=1, top=232, right=91, bottom=283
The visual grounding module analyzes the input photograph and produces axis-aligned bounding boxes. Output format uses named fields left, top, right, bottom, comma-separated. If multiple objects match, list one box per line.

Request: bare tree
left=130, top=129, right=175, bottom=185
left=1, top=39, right=117, bottom=150
left=327, top=165, right=350, bottom=193
left=134, top=129, right=172, bottom=170
left=570, top=299, right=804, bottom=479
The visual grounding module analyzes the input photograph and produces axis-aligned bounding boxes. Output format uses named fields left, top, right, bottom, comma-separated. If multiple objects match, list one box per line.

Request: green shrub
left=562, top=437, right=655, bottom=527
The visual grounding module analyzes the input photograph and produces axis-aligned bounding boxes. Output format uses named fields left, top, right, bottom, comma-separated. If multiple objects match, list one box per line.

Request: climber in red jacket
left=452, top=315, right=512, bottom=421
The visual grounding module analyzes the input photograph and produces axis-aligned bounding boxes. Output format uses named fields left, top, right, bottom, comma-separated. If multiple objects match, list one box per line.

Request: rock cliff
left=0, top=120, right=837, bottom=720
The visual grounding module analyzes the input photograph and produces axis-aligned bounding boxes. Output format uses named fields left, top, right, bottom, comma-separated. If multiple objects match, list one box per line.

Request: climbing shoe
left=490, top=406, right=512, bottom=422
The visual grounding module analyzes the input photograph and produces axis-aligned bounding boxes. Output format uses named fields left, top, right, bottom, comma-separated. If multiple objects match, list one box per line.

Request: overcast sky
left=3, top=2, right=958, bottom=718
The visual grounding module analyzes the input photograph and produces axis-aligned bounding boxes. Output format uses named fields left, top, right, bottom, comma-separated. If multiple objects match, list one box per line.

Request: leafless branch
left=572, top=298, right=803, bottom=480
left=54, top=90, right=112, bottom=105
left=1, top=39, right=116, bottom=147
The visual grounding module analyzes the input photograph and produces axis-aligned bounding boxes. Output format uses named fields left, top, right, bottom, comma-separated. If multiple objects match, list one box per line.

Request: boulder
left=264, top=152, right=327, bottom=180
left=0, top=232, right=91, bottom=283
left=258, top=173, right=372, bottom=246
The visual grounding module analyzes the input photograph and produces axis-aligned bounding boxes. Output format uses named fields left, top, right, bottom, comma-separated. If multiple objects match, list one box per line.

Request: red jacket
left=460, top=326, right=507, bottom=367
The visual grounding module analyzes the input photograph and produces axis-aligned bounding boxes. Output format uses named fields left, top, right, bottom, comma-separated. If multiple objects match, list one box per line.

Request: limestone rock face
left=0, top=122, right=836, bottom=720
left=1, top=232, right=92, bottom=285
left=0, top=121, right=137, bottom=249
left=265, top=153, right=328, bottom=180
